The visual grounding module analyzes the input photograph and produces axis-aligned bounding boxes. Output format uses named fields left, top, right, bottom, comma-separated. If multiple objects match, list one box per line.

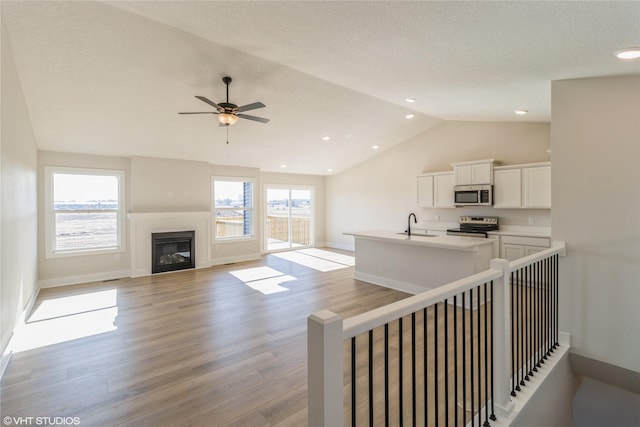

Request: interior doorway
left=265, top=186, right=313, bottom=252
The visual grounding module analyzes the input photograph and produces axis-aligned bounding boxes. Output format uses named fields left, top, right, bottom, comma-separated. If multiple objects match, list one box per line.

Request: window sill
left=214, top=236, right=256, bottom=244
left=46, top=246, right=125, bottom=259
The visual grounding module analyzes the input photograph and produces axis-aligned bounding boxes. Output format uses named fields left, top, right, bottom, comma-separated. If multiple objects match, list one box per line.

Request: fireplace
left=151, top=231, right=195, bottom=274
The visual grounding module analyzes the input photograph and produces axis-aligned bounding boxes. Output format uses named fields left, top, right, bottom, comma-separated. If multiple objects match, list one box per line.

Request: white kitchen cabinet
left=499, top=235, right=550, bottom=261
left=433, top=172, right=455, bottom=207
left=493, top=162, right=551, bottom=209
left=522, top=166, right=551, bottom=208
left=493, top=168, right=522, bottom=208
left=452, top=160, right=495, bottom=185
left=417, top=172, right=455, bottom=208
left=502, top=243, right=526, bottom=261
left=417, top=175, right=434, bottom=207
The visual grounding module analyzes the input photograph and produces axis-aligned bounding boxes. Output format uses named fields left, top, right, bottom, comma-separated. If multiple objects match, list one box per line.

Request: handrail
left=308, top=241, right=566, bottom=427
left=343, top=268, right=503, bottom=339
left=508, top=241, right=565, bottom=270
left=343, top=242, right=565, bottom=339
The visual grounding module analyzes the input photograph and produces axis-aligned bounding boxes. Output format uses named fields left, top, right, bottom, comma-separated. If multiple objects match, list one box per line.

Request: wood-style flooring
left=0, top=249, right=409, bottom=426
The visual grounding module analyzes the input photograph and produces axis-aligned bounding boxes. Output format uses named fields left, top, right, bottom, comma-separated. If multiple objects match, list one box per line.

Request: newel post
left=489, top=258, right=515, bottom=419
left=308, top=310, right=344, bottom=427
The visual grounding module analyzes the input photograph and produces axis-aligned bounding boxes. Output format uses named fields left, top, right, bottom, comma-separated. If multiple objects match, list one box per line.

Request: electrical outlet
left=528, top=217, right=534, bottom=225
left=435, top=215, right=440, bottom=221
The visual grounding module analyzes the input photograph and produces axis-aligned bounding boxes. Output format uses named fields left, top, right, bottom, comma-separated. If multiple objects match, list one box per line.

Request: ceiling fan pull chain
left=226, top=125, right=229, bottom=144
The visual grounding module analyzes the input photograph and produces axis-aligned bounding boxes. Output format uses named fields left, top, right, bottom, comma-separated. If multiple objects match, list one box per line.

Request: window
left=213, top=177, right=255, bottom=241
left=45, top=167, right=125, bottom=258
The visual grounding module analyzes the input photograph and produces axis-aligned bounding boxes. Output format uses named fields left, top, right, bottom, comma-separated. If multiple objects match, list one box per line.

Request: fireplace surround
left=128, top=212, right=211, bottom=277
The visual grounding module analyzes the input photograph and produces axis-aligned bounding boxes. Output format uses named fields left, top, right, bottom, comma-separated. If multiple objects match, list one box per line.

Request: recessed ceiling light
left=280, top=164, right=287, bottom=168
left=372, top=145, right=380, bottom=150
left=327, top=168, right=334, bottom=173
left=405, top=98, right=416, bottom=103
left=321, top=136, right=331, bottom=141
left=405, top=113, right=415, bottom=119
left=514, top=110, right=529, bottom=115
left=615, top=48, right=640, bottom=59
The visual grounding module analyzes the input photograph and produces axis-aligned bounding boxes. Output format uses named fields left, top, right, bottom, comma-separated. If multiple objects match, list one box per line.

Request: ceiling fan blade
left=195, top=96, right=221, bottom=110
left=178, top=112, right=217, bottom=115
left=237, top=102, right=265, bottom=112
left=237, top=113, right=270, bottom=123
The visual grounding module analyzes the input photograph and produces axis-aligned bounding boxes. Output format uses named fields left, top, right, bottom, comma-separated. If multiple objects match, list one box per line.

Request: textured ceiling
left=2, top=1, right=639, bottom=174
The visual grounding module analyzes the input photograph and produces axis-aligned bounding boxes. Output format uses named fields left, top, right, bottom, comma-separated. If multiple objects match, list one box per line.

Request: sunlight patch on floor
left=296, top=248, right=355, bottom=266
left=229, top=266, right=296, bottom=295
left=29, top=289, right=118, bottom=321
left=272, top=249, right=354, bottom=272
left=12, top=289, right=118, bottom=353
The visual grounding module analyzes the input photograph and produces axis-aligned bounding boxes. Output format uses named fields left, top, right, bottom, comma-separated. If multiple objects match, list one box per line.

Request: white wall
left=1, top=15, right=39, bottom=359
left=325, top=121, right=551, bottom=249
left=131, top=156, right=210, bottom=212
left=551, top=75, right=640, bottom=373
left=512, top=352, right=579, bottom=427
left=573, top=378, right=640, bottom=426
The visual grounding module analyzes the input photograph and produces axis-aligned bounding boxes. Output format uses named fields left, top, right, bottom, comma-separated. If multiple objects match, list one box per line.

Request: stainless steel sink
left=397, top=232, right=437, bottom=237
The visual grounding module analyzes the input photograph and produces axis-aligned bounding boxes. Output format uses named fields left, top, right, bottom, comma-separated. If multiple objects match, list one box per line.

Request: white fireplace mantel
left=128, top=212, right=212, bottom=277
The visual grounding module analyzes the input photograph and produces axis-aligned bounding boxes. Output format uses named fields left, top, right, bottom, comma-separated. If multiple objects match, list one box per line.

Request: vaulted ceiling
left=2, top=1, right=639, bottom=174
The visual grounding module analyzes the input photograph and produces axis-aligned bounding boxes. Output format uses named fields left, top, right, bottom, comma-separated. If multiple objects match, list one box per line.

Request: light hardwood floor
left=1, top=249, right=409, bottom=426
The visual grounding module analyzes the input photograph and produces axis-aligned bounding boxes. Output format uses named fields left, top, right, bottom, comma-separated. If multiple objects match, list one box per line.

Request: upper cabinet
left=417, top=159, right=550, bottom=210
left=452, top=159, right=495, bottom=185
left=493, top=168, right=522, bottom=208
left=522, top=165, right=551, bottom=208
left=493, top=162, right=551, bottom=209
left=417, top=172, right=455, bottom=208
left=417, top=174, right=434, bottom=207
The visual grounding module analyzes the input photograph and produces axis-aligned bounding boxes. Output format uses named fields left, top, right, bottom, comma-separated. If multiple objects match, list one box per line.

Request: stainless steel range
left=447, top=216, right=498, bottom=238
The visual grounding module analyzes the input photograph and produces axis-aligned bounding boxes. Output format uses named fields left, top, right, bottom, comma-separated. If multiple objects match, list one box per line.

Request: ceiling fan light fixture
left=218, top=113, right=239, bottom=126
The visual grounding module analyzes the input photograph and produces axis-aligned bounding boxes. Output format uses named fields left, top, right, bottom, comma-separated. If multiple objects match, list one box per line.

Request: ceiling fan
left=179, top=76, right=269, bottom=127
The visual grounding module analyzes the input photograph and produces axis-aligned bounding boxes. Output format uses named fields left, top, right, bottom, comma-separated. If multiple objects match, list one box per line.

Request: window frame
left=212, top=176, right=256, bottom=243
left=44, top=166, right=126, bottom=259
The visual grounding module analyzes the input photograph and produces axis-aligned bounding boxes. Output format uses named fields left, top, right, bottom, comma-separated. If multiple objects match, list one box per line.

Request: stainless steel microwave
left=454, top=185, right=493, bottom=206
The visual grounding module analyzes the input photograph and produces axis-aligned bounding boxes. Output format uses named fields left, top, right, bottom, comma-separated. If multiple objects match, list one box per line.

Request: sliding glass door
left=265, top=186, right=313, bottom=252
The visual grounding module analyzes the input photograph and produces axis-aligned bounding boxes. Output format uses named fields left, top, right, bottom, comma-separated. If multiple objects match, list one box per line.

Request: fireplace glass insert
left=151, top=231, right=195, bottom=274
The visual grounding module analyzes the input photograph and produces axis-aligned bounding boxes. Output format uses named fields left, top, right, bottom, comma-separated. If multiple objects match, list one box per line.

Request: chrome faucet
left=407, top=213, right=417, bottom=236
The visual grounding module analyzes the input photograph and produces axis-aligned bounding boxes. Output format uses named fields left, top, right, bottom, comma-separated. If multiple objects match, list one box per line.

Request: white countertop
left=487, top=226, right=551, bottom=238
left=344, top=230, right=494, bottom=251
left=418, top=222, right=551, bottom=238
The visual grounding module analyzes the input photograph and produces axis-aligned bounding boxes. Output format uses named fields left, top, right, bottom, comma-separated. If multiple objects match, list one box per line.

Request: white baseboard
left=210, top=253, right=261, bottom=266
left=0, top=347, right=12, bottom=380
left=38, top=269, right=131, bottom=288
left=325, top=241, right=355, bottom=251
left=354, top=271, right=426, bottom=295
left=1, top=285, right=41, bottom=379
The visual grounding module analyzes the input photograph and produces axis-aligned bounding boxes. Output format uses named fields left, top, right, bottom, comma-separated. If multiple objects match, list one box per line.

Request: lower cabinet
left=499, top=235, right=550, bottom=261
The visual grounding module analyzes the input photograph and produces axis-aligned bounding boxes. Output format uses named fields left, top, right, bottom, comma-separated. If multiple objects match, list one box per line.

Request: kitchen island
left=344, top=230, right=494, bottom=294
